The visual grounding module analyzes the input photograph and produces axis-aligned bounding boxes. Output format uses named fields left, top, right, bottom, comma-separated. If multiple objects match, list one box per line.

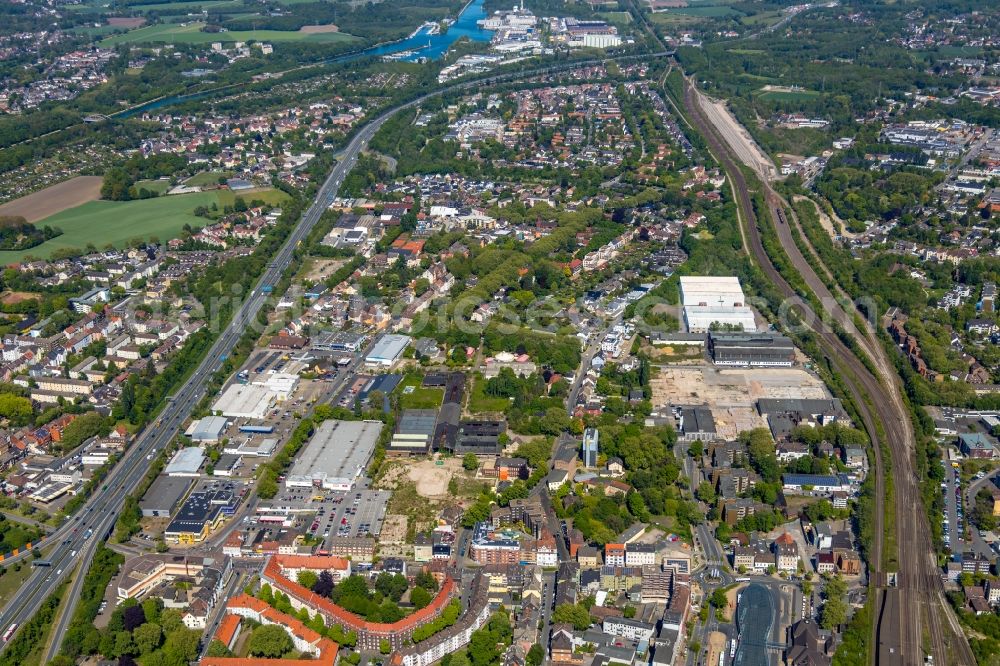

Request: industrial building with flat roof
left=679, top=276, right=757, bottom=333
left=365, top=334, right=411, bottom=367
left=679, top=276, right=746, bottom=307
left=679, top=406, right=717, bottom=442
left=186, top=416, right=229, bottom=442
left=286, top=420, right=384, bottom=491
left=164, top=486, right=238, bottom=544
left=708, top=332, right=795, bottom=367
left=163, top=447, right=206, bottom=477
left=453, top=420, right=506, bottom=456
left=252, top=372, right=299, bottom=399
left=140, top=476, right=194, bottom=517
left=389, top=409, right=437, bottom=454
left=224, top=437, right=278, bottom=458
left=212, top=384, right=275, bottom=419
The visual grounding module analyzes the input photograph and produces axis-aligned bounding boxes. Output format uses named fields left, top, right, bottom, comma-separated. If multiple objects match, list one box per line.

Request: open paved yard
left=651, top=365, right=829, bottom=407
left=651, top=365, right=830, bottom=437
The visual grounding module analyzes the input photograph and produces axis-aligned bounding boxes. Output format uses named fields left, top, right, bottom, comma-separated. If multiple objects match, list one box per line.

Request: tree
left=248, top=625, right=293, bottom=658
left=297, top=570, right=318, bottom=589
left=411, top=585, right=432, bottom=610
left=123, top=604, right=146, bottom=631
left=60, top=412, right=108, bottom=451
left=112, top=630, right=135, bottom=658
left=133, top=623, right=163, bottom=655
left=160, top=609, right=184, bottom=634
left=142, top=597, right=163, bottom=625
left=539, top=407, right=570, bottom=435
left=739, top=428, right=780, bottom=482
left=552, top=603, right=591, bottom=631
left=162, top=627, right=201, bottom=664
left=415, top=570, right=438, bottom=592
left=312, top=570, right=335, bottom=597
left=379, top=639, right=391, bottom=654
left=463, top=453, right=479, bottom=471
left=709, top=589, right=728, bottom=609
left=205, top=640, right=234, bottom=658
left=0, top=393, right=32, bottom=425
left=819, top=576, right=849, bottom=630
left=696, top=481, right=716, bottom=504
left=527, top=643, right=544, bottom=666
left=374, top=573, right=408, bottom=601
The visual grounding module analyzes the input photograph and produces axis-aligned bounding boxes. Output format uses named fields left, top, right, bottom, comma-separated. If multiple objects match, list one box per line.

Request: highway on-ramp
left=0, top=99, right=387, bottom=659
left=0, top=50, right=673, bottom=659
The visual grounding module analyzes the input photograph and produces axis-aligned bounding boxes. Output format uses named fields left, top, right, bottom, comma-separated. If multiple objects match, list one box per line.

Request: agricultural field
left=0, top=188, right=288, bottom=263
left=0, top=177, right=103, bottom=223
left=101, top=21, right=359, bottom=45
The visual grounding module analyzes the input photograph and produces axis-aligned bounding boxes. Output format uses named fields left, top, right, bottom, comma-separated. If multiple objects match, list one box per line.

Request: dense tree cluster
left=0, top=216, right=61, bottom=251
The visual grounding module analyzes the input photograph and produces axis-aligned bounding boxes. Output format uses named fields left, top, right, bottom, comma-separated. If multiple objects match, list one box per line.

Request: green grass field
left=185, top=170, right=234, bottom=187
left=755, top=89, right=822, bottom=102
left=670, top=5, right=743, bottom=17
left=0, top=188, right=287, bottom=263
left=599, top=11, right=632, bottom=23
left=134, top=179, right=171, bottom=194
left=468, top=375, right=510, bottom=413
left=129, top=0, right=244, bottom=12
left=739, top=9, right=783, bottom=26
left=102, top=21, right=359, bottom=45
left=397, top=374, right=444, bottom=410
left=0, top=558, right=38, bottom=605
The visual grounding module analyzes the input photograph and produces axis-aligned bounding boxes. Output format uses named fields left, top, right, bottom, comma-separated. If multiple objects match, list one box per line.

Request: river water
left=116, top=0, right=494, bottom=118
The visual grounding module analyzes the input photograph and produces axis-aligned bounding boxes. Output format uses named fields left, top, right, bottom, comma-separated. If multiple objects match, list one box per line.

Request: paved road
left=678, top=68, right=973, bottom=665
left=4, top=102, right=387, bottom=662
left=963, top=468, right=1000, bottom=559
left=0, top=511, right=53, bottom=533
left=5, top=50, right=680, bottom=659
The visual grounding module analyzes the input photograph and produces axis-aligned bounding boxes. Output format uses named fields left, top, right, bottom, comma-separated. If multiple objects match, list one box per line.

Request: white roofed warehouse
left=365, top=334, right=411, bottom=367
left=679, top=276, right=757, bottom=333
left=285, top=420, right=384, bottom=491
left=185, top=416, right=228, bottom=442
left=164, top=447, right=206, bottom=477
left=212, top=384, right=276, bottom=419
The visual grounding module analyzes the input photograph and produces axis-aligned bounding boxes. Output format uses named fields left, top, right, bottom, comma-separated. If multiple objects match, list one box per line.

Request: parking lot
left=254, top=486, right=391, bottom=544
left=943, top=458, right=965, bottom=552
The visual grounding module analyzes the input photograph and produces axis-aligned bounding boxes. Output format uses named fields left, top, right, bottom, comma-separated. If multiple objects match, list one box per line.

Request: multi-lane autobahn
left=1, top=51, right=676, bottom=658
left=0, top=94, right=388, bottom=657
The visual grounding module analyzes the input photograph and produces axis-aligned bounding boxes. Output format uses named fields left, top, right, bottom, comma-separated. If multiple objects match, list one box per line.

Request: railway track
left=677, top=74, right=974, bottom=665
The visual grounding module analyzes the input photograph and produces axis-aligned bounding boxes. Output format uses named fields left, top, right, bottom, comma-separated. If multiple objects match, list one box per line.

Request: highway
left=0, top=93, right=388, bottom=659
left=0, top=50, right=679, bottom=658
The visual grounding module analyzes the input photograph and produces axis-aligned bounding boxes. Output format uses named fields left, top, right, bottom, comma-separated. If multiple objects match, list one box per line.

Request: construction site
left=650, top=365, right=831, bottom=439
